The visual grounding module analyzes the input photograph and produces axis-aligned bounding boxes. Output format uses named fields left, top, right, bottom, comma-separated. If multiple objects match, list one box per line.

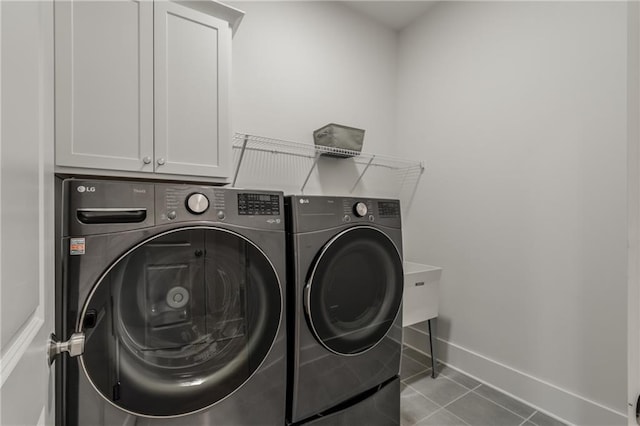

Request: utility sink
left=402, top=261, right=442, bottom=327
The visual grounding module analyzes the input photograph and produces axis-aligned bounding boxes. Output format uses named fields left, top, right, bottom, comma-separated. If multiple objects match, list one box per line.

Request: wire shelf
left=231, top=133, right=425, bottom=200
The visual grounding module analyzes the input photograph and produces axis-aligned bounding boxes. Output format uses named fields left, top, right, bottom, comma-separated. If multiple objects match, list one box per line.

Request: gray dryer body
left=285, top=195, right=403, bottom=424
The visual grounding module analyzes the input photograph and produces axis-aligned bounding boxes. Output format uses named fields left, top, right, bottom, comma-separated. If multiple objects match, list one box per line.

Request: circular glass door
left=78, top=227, right=281, bottom=418
left=305, top=226, right=403, bottom=355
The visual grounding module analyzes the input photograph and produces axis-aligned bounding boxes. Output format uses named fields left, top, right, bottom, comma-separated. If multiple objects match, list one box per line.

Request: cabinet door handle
left=157, top=158, right=166, bottom=166
left=142, top=156, right=151, bottom=164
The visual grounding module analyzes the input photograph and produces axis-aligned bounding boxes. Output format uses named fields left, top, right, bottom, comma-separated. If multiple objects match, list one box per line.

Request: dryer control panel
left=378, top=201, right=401, bottom=218
left=286, top=195, right=402, bottom=233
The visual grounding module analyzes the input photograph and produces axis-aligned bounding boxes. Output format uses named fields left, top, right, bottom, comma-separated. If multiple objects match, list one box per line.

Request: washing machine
left=54, top=178, right=286, bottom=425
left=285, top=195, right=404, bottom=425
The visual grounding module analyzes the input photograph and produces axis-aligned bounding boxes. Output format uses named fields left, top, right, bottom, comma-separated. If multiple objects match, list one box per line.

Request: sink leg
left=428, top=318, right=437, bottom=378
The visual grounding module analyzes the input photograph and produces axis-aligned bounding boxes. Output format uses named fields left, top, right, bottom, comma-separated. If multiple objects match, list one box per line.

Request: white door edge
left=629, top=1, right=640, bottom=424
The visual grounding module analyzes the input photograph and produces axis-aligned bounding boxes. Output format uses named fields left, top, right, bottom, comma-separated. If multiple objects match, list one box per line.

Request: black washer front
left=305, top=226, right=403, bottom=355
left=79, top=227, right=281, bottom=417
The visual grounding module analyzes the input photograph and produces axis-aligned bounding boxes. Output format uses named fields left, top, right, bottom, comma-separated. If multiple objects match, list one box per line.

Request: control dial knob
left=353, top=202, right=368, bottom=217
left=186, top=193, right=209, bottom=214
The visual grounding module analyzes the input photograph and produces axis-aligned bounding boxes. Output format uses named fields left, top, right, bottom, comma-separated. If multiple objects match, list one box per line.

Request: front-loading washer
left=285, top=195, right=404, bottom=425
left=55, top=178, right=286, bottom=425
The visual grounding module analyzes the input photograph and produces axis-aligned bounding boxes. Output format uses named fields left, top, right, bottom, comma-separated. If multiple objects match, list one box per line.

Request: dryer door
left=305, top=226, right=403, bottom=355
left=77, top=227, right=281, bottom=418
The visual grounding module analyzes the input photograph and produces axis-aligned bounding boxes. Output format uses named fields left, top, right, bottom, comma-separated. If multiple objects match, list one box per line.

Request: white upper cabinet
left=55, top=0, right=154, bottom=173
left=154, top=1, right=231, bottom=177
left=55, top=0, right=243, bottom=181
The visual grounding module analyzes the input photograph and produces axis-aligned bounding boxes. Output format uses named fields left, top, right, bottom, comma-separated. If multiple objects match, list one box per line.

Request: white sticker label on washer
left=70, top=238, right=85, bottom=255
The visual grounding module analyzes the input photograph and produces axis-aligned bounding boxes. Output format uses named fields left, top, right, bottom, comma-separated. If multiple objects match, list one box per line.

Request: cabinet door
left=55, top=0, right=154, bottom=172
left=154, top=1, right=231, bottom=178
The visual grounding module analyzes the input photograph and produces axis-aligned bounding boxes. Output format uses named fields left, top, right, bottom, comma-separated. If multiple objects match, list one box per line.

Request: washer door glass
left=306, top=226, right=403, bottom=355
left=79, top=227, right=281, bottom=417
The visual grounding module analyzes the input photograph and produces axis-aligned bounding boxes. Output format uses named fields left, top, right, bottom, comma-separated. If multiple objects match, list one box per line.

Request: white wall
left=228, top=1, right=630, bottom=423
left=396, top=2, right=628, bottom=424
left=227, top=1, right=400, bottom=196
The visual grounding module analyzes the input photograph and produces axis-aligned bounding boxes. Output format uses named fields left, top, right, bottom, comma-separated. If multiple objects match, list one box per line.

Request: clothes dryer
left=285, top=195, right=403, bottom=424
left=55, top=178, right=286, bottom=425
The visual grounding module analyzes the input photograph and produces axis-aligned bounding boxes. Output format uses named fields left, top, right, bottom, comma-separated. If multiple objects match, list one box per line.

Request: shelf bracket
left=350, top=155, right=376, bottom=193
left=301, top=151, right=321, bottom=193
left=231, top=134, right=249, bottom=187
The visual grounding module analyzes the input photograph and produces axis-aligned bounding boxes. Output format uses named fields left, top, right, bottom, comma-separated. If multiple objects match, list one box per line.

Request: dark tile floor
left=400, top=347, right=567, bottom=426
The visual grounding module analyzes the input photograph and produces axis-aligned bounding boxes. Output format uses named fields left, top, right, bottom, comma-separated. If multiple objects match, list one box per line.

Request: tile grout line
left=441, top=372, right=480, bottom=391
left=404, top=349, right=480, bottom=392
left=433, top=384, right=519, bottom=426
left=409, top=407, right=444, bottom=426
left=406, top=356, right=478, bottom=392
left=402, top=356, right=432, bottom=373
left=406, top=375, right=473, bottom=410
left=408, top=407, right=442, bottom=426
left=402, top=347, right=432, bottom=367
left=405, top=354, right=432, bottom=368
left=404, top=375, right=483, bottom=424
left=410, top=404, right=473, bottom=426
left=443, top=407, right=474, bottom=426
left=519, top=411, right=538, bottom=426
left=403, top=346, right=545, bottom=425
left=402, top=382, right=449, bottom=426
left=470, top=386, right=535, bottom=422
left=401, top=367, right=432, bottom=383
left=404, top=382, right=448, bottom=409
left=432, top=385, right=482, bottom=426
left=440, top=384, right=477, bottom=409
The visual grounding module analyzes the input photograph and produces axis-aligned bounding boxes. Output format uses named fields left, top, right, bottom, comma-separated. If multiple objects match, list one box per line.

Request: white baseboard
left=403, top=326, right=627, bottom=426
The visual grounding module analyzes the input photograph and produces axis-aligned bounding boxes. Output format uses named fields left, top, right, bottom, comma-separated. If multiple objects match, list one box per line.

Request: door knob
left=157, top=158, right=166, bottom=166
left=142, top=156, right=151, bottom=164
left=48, top=332, right=85, bottom=365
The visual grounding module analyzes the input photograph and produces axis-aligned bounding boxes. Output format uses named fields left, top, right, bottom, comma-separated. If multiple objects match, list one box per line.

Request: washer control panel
left=154, top=184, right=283, bottom=228
left=238, top=193, right=280, bottom=216
left=66, top=180, right=285, bottom=232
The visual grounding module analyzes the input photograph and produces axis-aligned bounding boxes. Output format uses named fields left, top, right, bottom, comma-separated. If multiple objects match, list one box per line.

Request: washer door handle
left=303, top=283, right=312, bottom=318
left=47, top=332, right=84, bottom=365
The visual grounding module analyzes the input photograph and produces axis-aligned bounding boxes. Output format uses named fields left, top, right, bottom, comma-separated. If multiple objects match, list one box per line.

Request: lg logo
left=77, top=185, right=96, bottom=193
left=299, top=198, right=309, bottom=204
